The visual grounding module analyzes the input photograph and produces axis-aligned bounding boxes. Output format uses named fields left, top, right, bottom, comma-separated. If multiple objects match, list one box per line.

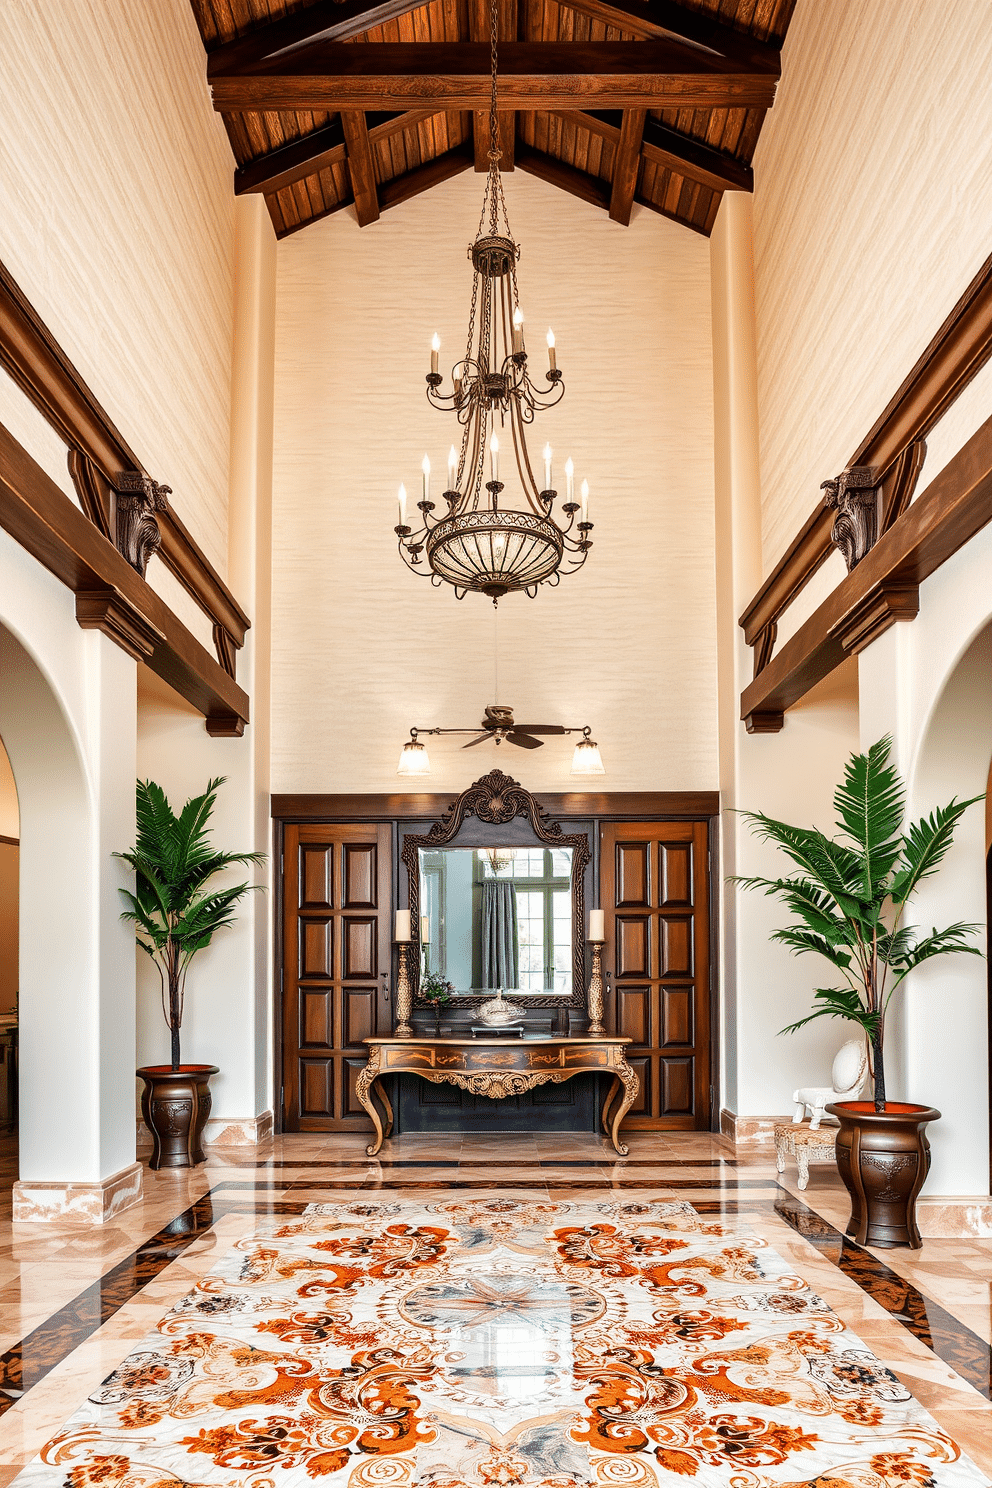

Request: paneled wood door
left=600, top=821, right=711, bottom=1130
left=281, top=824, right=391, bottom=1132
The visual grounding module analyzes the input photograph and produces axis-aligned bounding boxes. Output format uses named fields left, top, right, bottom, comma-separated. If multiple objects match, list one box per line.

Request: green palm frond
left=770, top=926, right=853, bottom=968
left=832, top=736, right=905, bottom=897
left=890, top=797, right=985, bottom=906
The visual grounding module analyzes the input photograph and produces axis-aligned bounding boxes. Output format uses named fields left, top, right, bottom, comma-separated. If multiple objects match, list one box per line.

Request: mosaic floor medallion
left=12, top=1198, right=990, bottom=1488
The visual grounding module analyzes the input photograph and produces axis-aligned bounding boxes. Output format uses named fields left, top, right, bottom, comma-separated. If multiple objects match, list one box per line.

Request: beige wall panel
left=0, top=0, right=235, bottom=576
left=752, top=0, right=992, bottom=573
left=271, top=172, right=717, bottom=794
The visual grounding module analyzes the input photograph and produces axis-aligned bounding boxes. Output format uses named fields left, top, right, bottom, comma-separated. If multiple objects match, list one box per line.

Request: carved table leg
left=608, top=1056, right=640, bottom=1157
left=796, top=1148, right=811, bottom=1191
left=378, top=1077, right=395, bottom=1140
left=356, top=1049, right=385, bottom=1157
left=601, top=1075, right=621, bottom=1137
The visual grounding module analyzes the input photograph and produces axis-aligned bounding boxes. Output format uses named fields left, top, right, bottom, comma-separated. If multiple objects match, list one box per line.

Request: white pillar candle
left=430, top=332, right=440, bottom=374
left=395, top=910, right=412, bottom=942
left=588, top=909, right=605, bottom=942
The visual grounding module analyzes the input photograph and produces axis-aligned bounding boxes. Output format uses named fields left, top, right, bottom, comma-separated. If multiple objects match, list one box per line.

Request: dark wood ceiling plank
left=207, top=0, right=437, bottom=75
left=555, top=0, right=780, bottom=72
left=209, top=40, right=780, bottom=112
left=233, top=109, right=437, bottom=194
left=608, top=107, right=646, bottom=223
left=340, top=111, right=382, bottom=224
left=377, top=139, right=475, bottom=210
left=516, top=143, right=612, bottom=211
left=559, top=108, right=752, bottom=192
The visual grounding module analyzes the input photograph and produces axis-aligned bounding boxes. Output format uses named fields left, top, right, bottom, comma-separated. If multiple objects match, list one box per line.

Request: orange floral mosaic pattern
left=13, top=1199, right=990, bottom=1488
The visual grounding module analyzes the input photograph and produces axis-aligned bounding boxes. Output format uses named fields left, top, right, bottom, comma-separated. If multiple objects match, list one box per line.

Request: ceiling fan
left=396, top=705, right=604, bottom=775
left=461, top=703, right=567, bottom=750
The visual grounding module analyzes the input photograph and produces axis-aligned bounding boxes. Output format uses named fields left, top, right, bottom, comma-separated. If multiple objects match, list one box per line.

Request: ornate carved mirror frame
left=401, top=768, right=591, bottom=1010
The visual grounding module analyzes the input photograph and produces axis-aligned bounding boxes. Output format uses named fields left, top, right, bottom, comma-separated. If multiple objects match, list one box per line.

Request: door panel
left=601, top=821, right=711, bottom=1130
left=282, top=823, right=391, bottom=1132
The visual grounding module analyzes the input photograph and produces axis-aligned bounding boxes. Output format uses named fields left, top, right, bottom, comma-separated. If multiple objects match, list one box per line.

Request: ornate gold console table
left=357, top=1036, right=638, bottom=1157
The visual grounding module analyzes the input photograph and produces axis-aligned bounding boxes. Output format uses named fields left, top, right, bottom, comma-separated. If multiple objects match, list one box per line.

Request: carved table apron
left=357, top=1036, right=638, bottom=1157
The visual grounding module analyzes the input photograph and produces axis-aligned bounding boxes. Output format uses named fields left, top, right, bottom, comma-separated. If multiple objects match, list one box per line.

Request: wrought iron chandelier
left=394, top=0, right=593, bottom=604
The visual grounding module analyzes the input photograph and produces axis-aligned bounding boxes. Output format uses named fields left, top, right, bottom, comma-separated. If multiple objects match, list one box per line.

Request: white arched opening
left=905, top=620, right=992, bottom=1197
left=0, top=596, right=140, bottom=1221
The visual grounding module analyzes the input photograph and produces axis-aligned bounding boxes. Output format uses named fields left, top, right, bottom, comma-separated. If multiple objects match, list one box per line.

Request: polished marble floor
left=0, top=1128, right=989, bottom=1481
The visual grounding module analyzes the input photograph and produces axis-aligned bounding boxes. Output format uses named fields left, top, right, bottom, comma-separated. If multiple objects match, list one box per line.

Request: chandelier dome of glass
left=394, top=1, right=593, bottom=604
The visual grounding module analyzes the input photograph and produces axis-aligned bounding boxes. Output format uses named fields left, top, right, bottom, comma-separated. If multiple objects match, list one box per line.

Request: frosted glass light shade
left=397, top=739, right=431, bottom=776
left=571, top=738, right=605, bottom=775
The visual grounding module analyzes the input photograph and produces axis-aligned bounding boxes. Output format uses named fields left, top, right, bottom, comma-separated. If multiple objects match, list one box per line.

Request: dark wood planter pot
left=137, top=1065, right=219, bottom=1170
left=826, top=1100, right=940, bottom=1249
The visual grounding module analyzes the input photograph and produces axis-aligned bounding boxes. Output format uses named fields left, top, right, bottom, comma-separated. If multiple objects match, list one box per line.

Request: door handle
left=381, top=972, right=389, bottom=1003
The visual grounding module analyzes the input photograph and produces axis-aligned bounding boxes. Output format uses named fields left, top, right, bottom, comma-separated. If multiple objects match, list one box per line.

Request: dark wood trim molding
left=0, top=260, right=250, bottom=678
left=272, top=789, right=719, bottom=820
left=564, top=111, right=753, bottom=194
left=0, top=834, right=18, bottom=848
left=741, top=412, right=992, bottom=726
left=0, top=420, right=250, bottom=734
left=739, top=252, right=992, bottom=689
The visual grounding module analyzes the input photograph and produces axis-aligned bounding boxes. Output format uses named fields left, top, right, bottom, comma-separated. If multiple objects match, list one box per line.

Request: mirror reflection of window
left=418, top=844, right=573, bottom=995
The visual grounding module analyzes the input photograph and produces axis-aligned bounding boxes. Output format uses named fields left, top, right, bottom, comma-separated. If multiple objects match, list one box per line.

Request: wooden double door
left=281, top=824, right=391, bottom=1131
left=601, top=821, right=712, bottom=1130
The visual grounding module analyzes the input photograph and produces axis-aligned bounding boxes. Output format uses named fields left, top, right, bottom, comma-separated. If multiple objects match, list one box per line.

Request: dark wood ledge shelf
left=0, top=421, right=249, bottom=735
left=740, top=412, right=992, bottom=729
left=272, top=790, right=719, bottom=820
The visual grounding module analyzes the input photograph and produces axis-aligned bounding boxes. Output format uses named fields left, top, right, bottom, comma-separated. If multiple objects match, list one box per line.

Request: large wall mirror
left=401, top=770, right=591, bottom=1009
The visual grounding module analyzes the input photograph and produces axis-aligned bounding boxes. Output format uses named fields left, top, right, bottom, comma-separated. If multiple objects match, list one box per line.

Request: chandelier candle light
left=393, top=0, right=594, bottom=604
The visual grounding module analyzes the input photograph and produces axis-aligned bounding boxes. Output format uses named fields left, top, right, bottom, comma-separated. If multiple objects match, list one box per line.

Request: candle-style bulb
left=543, top=441, right=553, bottom=491
left=421, top=454, right=431, bottom=501
left=580, top=478, right=589, bottom=523
left=447, top=444, right=458, bottom=489
left=489, top=432, right=500, bottom=483
left=512, top=306, right=525, bottom=354
left=398, top=483, right=407, bottom=527
left=430, top=332, right=440, bottom=375
left=546, top=327, right=557, bottom=371
left=565, top=456, right=574, bottom=502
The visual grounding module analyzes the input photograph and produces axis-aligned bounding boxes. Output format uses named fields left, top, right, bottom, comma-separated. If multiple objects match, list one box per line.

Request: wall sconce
left=571, top=729, right=605, bottom=776
left=397, top=731, right=431, bottom=776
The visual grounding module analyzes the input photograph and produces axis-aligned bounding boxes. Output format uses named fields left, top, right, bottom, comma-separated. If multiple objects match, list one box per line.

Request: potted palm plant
left=117, top=777, right=265, bottom=1170
left=736, top=737, right=983, bottom=1248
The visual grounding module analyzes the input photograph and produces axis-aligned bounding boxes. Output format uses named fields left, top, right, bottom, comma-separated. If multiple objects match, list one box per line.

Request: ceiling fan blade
left=461, top=733, right=491, bottom=749
left=507, top=731, right=544, bottom=749
left=509, top=724, right=568, bottom=735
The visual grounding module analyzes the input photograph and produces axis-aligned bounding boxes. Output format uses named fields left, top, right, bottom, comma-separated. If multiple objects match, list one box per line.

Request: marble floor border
left=0, top=1167, right=989, bottom=1430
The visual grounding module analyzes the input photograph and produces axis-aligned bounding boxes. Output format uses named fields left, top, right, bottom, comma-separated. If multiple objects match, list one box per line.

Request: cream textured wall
left=752, top=0, right=992, bottom=572
left=0, top=0, right=235, bottom=576
left=272, top=171, right=717, bottom=794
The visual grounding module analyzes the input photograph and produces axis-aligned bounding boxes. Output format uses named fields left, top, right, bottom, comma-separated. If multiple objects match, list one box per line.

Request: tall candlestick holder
left=394, top=942, right=413, bottom=1038
left=587, top=939, right=606, bottom=1036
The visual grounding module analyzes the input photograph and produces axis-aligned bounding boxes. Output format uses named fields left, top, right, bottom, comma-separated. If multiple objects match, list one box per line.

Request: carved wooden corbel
left=115, top=471, right=171, bottom=577
left=822, top=465, right=880, bottom=571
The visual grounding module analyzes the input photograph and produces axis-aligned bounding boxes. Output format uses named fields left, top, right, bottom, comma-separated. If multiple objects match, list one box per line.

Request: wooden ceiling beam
left=209, top=42, right=780, bottom=113
left=557, top=0, right=780, bottom=75
left=608, top=108, right=646, bottom=224
left=208, top=0, right=435, bottom=76
left=516, top=146, right=611, bottom=213
left=234, top=111, right=437, bottom=196
left=340, top=112, right=381, bottom=225
left=562, top=109, right=753, bottom=193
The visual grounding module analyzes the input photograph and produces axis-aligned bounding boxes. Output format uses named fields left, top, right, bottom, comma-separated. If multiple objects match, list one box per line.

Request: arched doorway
left=908, top=620, right=992, bottom=1198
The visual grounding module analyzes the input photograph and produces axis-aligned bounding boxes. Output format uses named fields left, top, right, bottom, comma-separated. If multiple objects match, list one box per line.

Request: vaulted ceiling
left=188, top=0, right=795, bottom=239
